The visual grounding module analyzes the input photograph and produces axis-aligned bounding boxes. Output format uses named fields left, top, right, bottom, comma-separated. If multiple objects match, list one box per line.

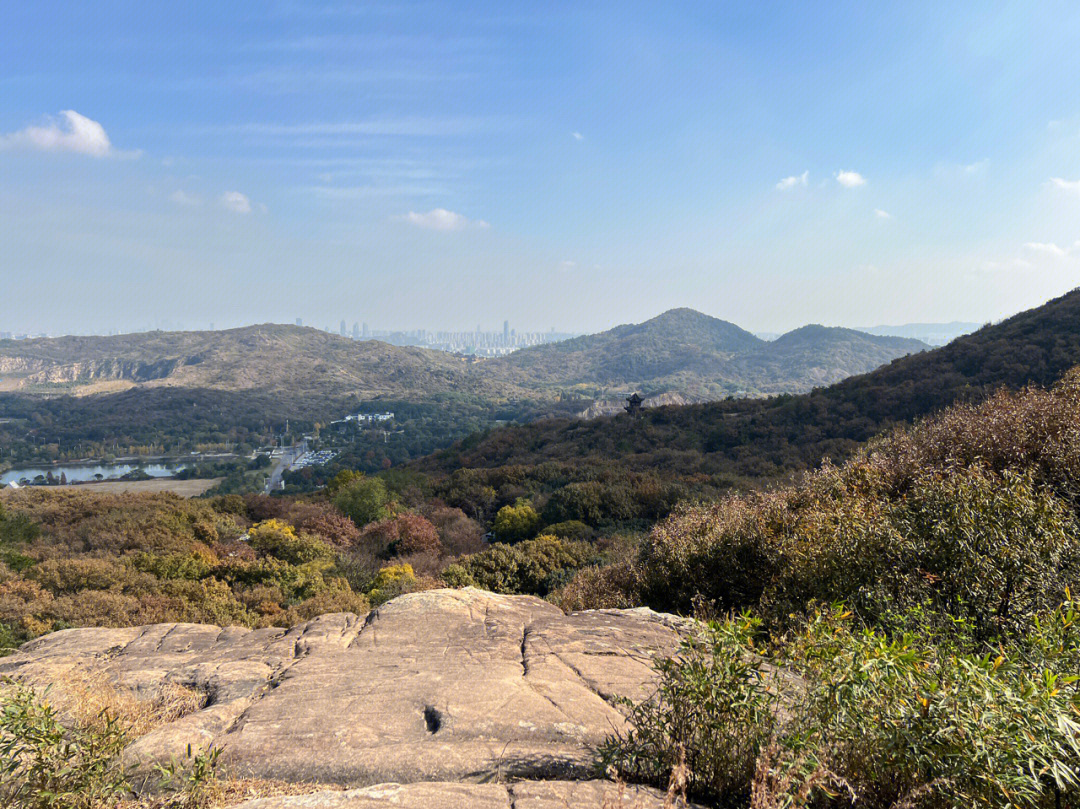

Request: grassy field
left=3, top=477, right=223, bottom=498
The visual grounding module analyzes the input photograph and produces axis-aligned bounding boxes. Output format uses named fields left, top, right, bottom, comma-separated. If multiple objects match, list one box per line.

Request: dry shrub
left=283, top=502, right=361, bottom=548
left=423, top=503, right=485, bottom=557
left=638, top=370, right=1080, bottom=637
left=241, top=494, right=288, bottom=523
left=358, top=513, right=441, bottom=559
left=277, top=586, right=370, bottom=625
left=550, top=563, right=640, bottom=612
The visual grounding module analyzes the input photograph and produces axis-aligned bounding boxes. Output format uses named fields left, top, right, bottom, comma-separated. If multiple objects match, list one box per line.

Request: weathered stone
left=228, top=780, right=680, bottom=809
left=228, top=777, right=682, bottom=807
left=0, top=588, right=683, bottom=789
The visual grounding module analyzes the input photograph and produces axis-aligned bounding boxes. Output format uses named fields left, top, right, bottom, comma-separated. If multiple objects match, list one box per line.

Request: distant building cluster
left=333, top=412, right=395, bottom=425
left=315, top=318, right=575, bottom=357
left=0, top=332, right=50, bottom=340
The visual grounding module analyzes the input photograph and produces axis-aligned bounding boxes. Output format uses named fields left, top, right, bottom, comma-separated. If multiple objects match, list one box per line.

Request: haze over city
left=3, top=1, right=1080, bottom=335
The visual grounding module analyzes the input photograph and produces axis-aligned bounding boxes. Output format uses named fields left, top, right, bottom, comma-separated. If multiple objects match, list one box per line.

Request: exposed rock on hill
left=0, top=588, right=690, bottom=808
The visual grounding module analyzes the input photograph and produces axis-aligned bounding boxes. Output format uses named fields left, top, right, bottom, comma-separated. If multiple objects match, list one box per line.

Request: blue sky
left=2, top=1, right=1080, bottom=335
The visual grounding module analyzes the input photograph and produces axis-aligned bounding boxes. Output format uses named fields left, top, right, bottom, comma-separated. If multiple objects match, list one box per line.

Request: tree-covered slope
left=421, top=287, right=1080, bottom=479
left=491, top=308, right=926, bottom=397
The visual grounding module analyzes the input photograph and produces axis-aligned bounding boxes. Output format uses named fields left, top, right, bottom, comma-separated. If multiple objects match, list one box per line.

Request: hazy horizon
left=4, top=2, right=1080, bottom=335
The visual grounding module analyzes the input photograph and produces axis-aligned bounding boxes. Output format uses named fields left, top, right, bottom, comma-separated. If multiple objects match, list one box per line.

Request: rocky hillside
left=0, top=588, right=695, bottom=808
left=0, top=325, right=515, bottom=402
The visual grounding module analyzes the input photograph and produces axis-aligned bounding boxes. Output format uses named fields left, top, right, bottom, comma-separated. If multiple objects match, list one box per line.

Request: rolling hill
left=490, top=308, right=927, bottom=397
left=0, top=311, right=927, bottom=403
left=0, top=324, right=513, bottom=401
left=420, top=287, right=1080, bottom=480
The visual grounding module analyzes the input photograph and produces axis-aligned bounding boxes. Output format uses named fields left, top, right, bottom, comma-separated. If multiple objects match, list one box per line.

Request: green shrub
left=492, top=501, right=541, bottom=543
left=0, top=679, right=129, bottom=809
left=366, top=563, right=417, bottom=606
left=777, top=604, right=1080, bottom=808
left=540, top=520, right=596, bottom=542
left=599, top=614, right=778, bottom=807
left=247, top=519, right=335, bottom=566
left=451, top=537, right=598, bottom=596
left=604, top=602, right=1080, bottom=809
left=333, top=476, right=391, bottom=528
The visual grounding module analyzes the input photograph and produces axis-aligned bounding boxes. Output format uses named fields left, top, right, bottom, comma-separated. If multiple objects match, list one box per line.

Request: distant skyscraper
left=352, top=322, right=360, bottom=340
left=362, top=322, right=369, bottom=338
left=295, top=318, right=303, bottom=327
left=503, top=320, right=509, bottom=343
left=340, top=319, right=347, bottom=336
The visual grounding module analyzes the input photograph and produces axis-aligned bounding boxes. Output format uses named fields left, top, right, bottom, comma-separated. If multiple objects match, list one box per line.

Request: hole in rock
left=423, top=705, right=442, bottom=734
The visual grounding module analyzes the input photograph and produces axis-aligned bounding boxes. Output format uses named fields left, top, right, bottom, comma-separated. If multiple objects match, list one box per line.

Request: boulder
left=0, top=588, right=685, bottom=791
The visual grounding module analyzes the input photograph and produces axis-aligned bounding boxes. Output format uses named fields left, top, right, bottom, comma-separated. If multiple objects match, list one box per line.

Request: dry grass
left=25, top=668, right=206, bottom=738
left=49, top=478, right=224, bottom=498
left=117, top=779, right=340, bottom=809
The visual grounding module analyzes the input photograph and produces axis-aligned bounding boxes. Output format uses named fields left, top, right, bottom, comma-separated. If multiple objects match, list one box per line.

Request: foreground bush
left=0, top=674, right=219, bottom=809
left=637, top=372, right=1080, bottom=637
left=603, top=602, right=1080, bottom=809
left=599, top=614, right=777, bottom=807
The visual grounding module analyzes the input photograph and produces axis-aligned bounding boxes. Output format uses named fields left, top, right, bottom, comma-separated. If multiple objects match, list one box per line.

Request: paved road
left=264, top=440, right=306, bottom=494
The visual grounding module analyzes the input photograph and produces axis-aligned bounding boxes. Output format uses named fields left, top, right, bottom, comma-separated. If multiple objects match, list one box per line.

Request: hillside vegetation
left=0, top=311, right=925, bottom=403
left=0, top=324, right=514, bottom=401
left=425, top=288, right=1080, bottom=480
left=5, top=365, right=1080, bottom=807
left=491, top=307, right=926, bottom=397
left=587, top=369, right=1080, bottom=808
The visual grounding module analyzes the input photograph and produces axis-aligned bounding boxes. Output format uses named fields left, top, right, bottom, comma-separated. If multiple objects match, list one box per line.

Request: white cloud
left=835, top=170, right=866, bottom=187
left=874, top=208, right=892, bottom=219
left=558, top=260, right=577, bottom=272
left=572, top=131, right=584, bottom=141
left=0, top=110, right=118, bottom=157
left=401, top=208, right=489, bottom=231
left=963, top=160, right=988, bottom=174
left=1049, top=177, right=1080, bottom=195
left=1024, top=241, right=1068, bottom=257
left=776, top=171, right=808, bottom=190
left=220, top=191, right=253, bottom=213
left=170, top=190, right=202, bottom=207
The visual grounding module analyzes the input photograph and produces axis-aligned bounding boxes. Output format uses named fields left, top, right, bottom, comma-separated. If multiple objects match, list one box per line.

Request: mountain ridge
left=0, top=310, right=928, bottom=401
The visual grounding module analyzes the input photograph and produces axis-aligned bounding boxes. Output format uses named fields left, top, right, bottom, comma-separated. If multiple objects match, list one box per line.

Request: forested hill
left=490, top=307, right=926, bottom=397
left=419, top=288, right=1080, bottom=480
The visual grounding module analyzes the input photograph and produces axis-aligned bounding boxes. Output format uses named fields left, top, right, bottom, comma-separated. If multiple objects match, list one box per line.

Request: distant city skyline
left=0, top=314, right=985, bottom=348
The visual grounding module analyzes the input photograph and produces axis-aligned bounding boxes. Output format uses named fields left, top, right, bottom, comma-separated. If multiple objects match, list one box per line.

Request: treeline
left=0, top=388, right=580, bottom=472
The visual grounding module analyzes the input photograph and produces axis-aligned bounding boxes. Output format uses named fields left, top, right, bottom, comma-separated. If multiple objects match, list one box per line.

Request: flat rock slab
left=230, top=781, right=681, bottom=809
left=0, top=588, right=684, bottom=788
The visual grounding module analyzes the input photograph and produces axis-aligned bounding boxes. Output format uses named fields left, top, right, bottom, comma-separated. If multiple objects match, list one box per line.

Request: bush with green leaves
left=0, top=679, right=129, bottom=809
left=492, top=501, right=541, bottom=543
left=603, top=602, right=1080, bottom=809
left=247, top=519, right=335, bottom=566
left=333, top=476, right=392, bottom=528
left=446, top=536, right=598, bottom=596
left=599, top=613, right=778, bottom=808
